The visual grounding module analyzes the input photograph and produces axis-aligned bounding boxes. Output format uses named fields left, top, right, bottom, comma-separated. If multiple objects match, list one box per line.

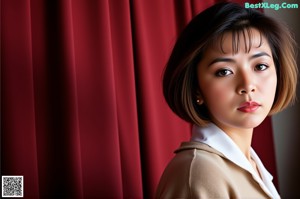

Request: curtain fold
left=1, top=0, right=276, bottom=198
left=129, top=0, right=192, bottom=195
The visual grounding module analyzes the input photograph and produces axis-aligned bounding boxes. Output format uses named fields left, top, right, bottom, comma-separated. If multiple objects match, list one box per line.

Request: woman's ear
left=196, top=90, right=204, bottom=105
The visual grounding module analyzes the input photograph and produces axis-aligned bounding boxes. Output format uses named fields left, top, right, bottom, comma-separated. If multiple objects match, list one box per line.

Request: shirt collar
left=191, top=123, right=280, bottom=198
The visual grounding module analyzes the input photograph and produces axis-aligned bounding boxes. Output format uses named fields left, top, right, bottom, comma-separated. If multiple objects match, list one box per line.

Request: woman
left=156, top=2, right=297, bottom=198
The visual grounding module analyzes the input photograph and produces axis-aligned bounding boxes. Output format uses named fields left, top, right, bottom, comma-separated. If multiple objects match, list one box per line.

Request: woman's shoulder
left=155, top=142, right=232, bottom=198
left=173, top=142, right=231, bottom=175
left=159, top=141, right=229, bottom=174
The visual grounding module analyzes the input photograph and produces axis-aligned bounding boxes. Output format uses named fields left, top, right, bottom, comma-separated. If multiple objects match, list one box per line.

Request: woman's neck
left=225, top=128, right=253, bottom=160
left=213, top=122, right=254, bottom=160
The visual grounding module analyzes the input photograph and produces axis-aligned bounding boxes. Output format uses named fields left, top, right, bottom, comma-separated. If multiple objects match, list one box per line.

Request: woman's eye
left=215, top=69, right=233, bottom=77
left=255, top=64, right=268, bottom=71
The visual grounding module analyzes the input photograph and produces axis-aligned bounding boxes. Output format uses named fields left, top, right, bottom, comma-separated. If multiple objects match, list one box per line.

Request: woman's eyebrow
left=249, top=52, right=271, bottom=60
left=208, top=52, right=271, bottom=67
left=208, top=57, right=235, bottom=66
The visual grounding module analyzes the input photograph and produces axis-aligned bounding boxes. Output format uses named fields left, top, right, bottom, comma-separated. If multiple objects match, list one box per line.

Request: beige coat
left=156, top=142, right=273, bottom=199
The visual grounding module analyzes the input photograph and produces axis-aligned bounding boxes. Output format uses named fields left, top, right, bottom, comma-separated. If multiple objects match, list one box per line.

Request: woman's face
left=197, top=28, right=277, bottom=132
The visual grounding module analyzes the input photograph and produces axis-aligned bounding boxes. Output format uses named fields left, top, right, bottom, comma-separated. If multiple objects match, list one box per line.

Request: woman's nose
left=238, top=87, right=255, bottom=94
left=236, top=72, right=256, bottom=95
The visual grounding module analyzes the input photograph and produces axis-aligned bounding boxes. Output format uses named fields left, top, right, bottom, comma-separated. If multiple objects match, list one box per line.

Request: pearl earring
left=196, top=99, right=203, bottom=105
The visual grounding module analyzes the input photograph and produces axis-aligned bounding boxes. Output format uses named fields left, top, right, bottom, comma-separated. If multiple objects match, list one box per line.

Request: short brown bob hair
left=163, top=2, right=298, bottom=126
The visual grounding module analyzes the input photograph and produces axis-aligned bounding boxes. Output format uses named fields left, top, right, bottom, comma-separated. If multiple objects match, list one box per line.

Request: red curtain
left=1, top=0, right=276, bottom=198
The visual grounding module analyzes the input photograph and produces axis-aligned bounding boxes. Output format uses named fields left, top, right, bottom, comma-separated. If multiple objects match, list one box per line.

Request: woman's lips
left=237, top=101, right=261, bottom=113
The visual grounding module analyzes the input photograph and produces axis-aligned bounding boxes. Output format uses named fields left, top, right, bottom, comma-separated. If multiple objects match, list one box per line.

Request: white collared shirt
left=191, top=123, right=280, bottom=199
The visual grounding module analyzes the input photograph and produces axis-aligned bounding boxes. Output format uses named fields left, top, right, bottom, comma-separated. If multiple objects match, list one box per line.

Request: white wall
left=263, top=0, right=300, bottom=198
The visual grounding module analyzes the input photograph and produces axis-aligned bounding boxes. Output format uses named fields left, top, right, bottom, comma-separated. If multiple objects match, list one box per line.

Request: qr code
left=2, top=176, right=24, bottom=197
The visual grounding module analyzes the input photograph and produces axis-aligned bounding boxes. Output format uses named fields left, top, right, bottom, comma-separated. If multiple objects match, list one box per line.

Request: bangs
left=212, top=26, right=263, bottom=54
